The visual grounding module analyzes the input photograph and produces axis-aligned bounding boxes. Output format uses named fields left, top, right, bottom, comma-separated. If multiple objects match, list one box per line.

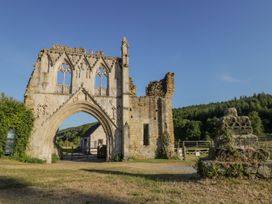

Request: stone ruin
left=197, top=108, right=272, bottom=179
left=24, top=38, right=175, bottom=162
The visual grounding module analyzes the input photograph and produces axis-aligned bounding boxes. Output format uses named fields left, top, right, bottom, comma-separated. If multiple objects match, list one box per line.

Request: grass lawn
left=0, top=158, right=271, bottom=204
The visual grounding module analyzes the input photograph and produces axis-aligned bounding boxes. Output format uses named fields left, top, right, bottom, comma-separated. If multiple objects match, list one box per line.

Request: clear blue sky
left=1, top=0, right=272, bottom=129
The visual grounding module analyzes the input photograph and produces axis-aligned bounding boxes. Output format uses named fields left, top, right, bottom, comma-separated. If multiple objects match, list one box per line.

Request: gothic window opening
left=95, top=67, right=108, bottom=96
left=57, top=63, right=72, bottom=94
left=47, top=56, right=53, bottom=73
left=143, top=123, right=150, bottom=146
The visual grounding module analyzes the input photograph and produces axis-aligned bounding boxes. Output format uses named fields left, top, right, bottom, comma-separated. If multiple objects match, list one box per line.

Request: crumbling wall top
left=146, top=72, right=174, bottom=97
left=39, top=45, right=120, bottom=61
left=51, top=44, right=86, bottom=54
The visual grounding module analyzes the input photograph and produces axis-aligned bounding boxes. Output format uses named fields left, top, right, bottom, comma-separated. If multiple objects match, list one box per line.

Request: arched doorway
left=47, top=101, right=114, bottom=161
left=26, top=97, right=119, bottom=163
left=55, top=112, right=107, bottom=161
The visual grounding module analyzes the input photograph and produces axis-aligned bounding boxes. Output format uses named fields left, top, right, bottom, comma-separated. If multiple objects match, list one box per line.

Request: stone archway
left=48, top=101, right=114, bottom=161
left=26, top=86, right=120, bottom=163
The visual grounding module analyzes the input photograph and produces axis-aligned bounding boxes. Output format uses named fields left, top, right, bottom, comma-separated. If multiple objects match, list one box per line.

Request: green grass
left=0, top=159, right=271, bottom=204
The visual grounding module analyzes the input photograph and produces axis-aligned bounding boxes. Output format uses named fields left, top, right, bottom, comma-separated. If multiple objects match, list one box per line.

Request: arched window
left=47, top=56, right=53, bottom=72
left=95, top=67, right=108, bottom=96
left=57, top=63, right=72, bottom=94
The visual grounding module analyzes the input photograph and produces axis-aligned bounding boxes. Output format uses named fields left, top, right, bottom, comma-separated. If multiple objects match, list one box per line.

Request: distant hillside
left=55, top=122, right=98, bottom=147
left=173, top=93, right=272, bottom=142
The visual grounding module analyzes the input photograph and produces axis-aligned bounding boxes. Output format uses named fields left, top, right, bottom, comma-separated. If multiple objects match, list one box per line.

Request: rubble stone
left=197, top=108, right=271, bottom=179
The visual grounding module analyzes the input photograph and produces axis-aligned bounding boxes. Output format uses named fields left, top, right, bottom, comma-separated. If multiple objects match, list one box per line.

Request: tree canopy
left=173, top=93, right=272, bottom=142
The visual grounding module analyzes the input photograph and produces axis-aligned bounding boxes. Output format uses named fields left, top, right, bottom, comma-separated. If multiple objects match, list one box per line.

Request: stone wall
left=91, top=125, right=107, bottom=147
left=144, top=72, right=175, bottom=154
left=127, top=72, right=175, bottom=159
left=129, top=96, right=162, bottom=158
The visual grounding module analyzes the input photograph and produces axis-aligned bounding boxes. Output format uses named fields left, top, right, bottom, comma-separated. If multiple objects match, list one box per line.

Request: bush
left=197, top=159, right=248, bottom=178
left=11, top=154, right=45, bottom=164
left=157, top=131, right=172, bottom=159
left=112, top=153, right=123, bottom=162
left=0, top=93, right=34, bottom=158
left=51, top=153, right=60, bottom=163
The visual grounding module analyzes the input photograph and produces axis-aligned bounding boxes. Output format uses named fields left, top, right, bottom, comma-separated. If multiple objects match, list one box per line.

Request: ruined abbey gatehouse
left=24, top=38, right=174, bottom=163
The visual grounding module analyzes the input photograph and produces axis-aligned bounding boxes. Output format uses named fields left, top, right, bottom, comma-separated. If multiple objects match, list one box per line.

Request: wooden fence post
left=182, top=141, right=186, bottom=160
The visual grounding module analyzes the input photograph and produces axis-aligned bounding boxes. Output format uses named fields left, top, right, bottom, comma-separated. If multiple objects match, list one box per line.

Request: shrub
left=11, top=154, right=45, bottom=164
left=157, top=131, right=171, bottom=159
left=51, top=153, right=60, bottom=163
left=0, top=93, right=34, bottom=158
left=112, top=153, right=123, bottom=162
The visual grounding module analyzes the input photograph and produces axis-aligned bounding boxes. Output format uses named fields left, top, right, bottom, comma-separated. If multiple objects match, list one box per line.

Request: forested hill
left=173, top=93, right=272, bottom=142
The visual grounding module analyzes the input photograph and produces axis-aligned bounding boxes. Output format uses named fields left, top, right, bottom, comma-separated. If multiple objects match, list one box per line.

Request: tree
left=173, top=93, right=272, bottom=141
left=248, top=111, right=264, bottom=136
left=184, top=121, right=202, bottom=140
left=205, top=117, right=220, bottom=140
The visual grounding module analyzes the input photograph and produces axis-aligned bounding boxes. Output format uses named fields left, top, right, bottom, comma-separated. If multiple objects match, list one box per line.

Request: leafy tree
left=205, top=117, right=220, bottom=140
left=184, top=121, right=202, bottom=140
left=248, top=111, right=264, bottom=136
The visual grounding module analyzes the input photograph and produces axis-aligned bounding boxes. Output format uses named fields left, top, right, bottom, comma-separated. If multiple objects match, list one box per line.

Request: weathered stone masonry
left=24, top=38, right=174, bottom=162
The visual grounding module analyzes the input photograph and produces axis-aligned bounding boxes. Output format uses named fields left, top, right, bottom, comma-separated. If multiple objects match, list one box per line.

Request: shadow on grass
left=81, top=169, right=200, bottom=182
left=0, top=176, right=29, bottom=189
left=61, top=154, right=106, bottom=163
left=0, top=176, right=126, bottom=204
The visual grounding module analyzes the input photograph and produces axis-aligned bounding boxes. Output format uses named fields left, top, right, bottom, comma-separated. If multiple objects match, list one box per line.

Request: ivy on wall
left=0, top=93, right=34, bottom=157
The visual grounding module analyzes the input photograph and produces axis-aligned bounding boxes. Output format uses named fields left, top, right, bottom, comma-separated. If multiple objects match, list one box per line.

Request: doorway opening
left=54, top=112, right=107, bottom=162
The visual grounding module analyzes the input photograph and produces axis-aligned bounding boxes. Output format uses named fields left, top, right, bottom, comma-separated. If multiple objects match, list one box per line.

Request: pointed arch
left=63, top=52, right=76, bottom=70
left=47, top=101, right=114, bottom=161
left=92, top=57, right=111, bottom=74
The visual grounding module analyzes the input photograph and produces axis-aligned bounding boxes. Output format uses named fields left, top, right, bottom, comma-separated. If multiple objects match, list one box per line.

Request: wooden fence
left=175, top=140, right=212, bottom=160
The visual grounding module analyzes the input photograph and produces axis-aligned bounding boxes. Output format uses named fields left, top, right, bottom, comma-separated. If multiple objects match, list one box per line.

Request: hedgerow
left=0, top=93, right=34, bottom=157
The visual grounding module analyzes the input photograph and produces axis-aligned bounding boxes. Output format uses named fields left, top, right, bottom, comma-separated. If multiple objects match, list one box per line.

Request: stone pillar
left=121, top=37, right=130, bottom=159
left=123, top=122, right=130, bottom=159
left=165, top=73, right=175, bottom=154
